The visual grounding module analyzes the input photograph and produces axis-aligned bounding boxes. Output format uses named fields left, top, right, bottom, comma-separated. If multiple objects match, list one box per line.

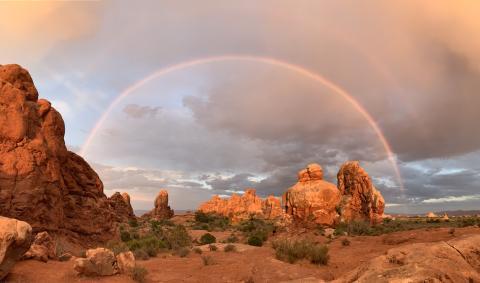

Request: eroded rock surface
left=0, top=216, right=32, bottom=280
left=23, top=231, right=56, bottom=262
left=116, top=251, right=135, bottom=275
left=74, top=248, right=118, bottom=276
left=199, top=189, right=283, bottom=223
left=143, top=190, right=174, bottom=220
left=337, top=234, right=480, bottom=282
left=108, top=192, right=135, bottom=223
left=283, top=164, right=341, bottom=226
left=0, top=64, right=115, bottom=241
left=337, top=161, right=385, bottom=224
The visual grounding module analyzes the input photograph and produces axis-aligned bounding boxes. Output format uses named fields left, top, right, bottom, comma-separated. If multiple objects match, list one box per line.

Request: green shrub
left=163, top=225, right=192, bottom=249
left=131, top=265, right=148, bottom=283
left=106, top=241, right=129, bottom=255
left=209, top=244, right=218, bottom=251
left=200, top=233, right=216, bottom=245
left=193, top=247, right=203, bottom=254
left=224, top=244, right=236, bottom=252
left=176, top=247, right=190, bottom=258
left=237, top=218, right=274, bottom=245
left=226, top=234, right=239, bottom=243
left=129, top=218, right=139, bottom=228
left=194, top=211, right=230, bottom=231
left=309, top=245, right=329, bottom=265
left=247, top=235, right=263, bottom=247
left=120, top=231, right=132, bottom=242
left=201, top=255, right=215, bottom=265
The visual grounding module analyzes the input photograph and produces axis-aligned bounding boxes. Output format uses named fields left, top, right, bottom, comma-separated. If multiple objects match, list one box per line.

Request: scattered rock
left=337, top=161, right=385, bottom=224
left=199, top=189, right=283, bottom=223
left=143, top=190, right=174, bottom=220
left=116, top=251, right=135, bottom=275
left=58, top=253, right=73, bottom=262
left=323, top=228, right=335, bottom=238
left=283, top=164, right=341, bottom=226
left=0, top=64, right=115, bottom=241
left=23, top=231, right=56, bottom=262
left=337, top=234, right=480, bottom=282
left=0, top=216, right=33, bottom=280
left=74, top=248, right=118, bottom=276
left=108, top=192, right=135, bottom=223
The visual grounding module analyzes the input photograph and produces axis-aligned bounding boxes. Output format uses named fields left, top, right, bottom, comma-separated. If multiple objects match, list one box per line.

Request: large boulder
left=116, top=251, right=135, bottom=275
left=337, top=234, right=480, bottom=282
left=337, top=161, right=385, bottom=224
left=143, top=190, right=174, bottom=220
left=198, top=189, right=283, bottom=223
left=283, top=164, right=341, bottom=226
left=0, top=64, right=115, bottom=241
left=0, top=217, right=32, bottom=280
left=74, top=248, right=118, bottom=276
left=23, top=231, right=56, bottom=262
left=108, top=192, right=135, bottom=223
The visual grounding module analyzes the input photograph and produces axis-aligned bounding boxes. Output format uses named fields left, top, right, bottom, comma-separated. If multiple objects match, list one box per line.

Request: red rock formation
left=337, top=161, right=385, bottom=224
left=0, top=64, right=115, bottom=240
left=0, top=216, right=32, bottom=280
left=143, top=190, right=174, bottom=220
left=283, top=164, right=341, bottom=226
left=198, top=189, right=283, bottom=223
left=108, top=192, right=135, bottom=223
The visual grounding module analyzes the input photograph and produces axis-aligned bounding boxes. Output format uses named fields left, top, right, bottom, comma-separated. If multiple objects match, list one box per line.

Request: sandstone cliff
left=0, top=64, right=115, bottom=241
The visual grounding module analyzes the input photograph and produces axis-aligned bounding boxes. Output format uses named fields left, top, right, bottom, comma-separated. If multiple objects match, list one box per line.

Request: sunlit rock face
left=337, top=161, right=385, bottom=224
left=143, top=190, right=174, bottom=220
left=0, top=64, right=115, bottom=241
left=198, top=189, right=283, bottom=223
left=283, top=164, right=341, bottom=226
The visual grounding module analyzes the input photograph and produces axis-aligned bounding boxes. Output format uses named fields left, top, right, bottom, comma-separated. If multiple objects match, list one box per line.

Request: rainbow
left=80, top=55, right=404, bottom=191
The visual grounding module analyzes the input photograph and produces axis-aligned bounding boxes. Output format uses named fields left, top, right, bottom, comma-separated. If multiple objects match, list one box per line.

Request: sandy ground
left=6, top=226, right=479, bottom=283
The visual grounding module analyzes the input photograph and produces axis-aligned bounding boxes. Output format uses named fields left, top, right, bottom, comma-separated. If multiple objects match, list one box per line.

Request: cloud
left=422, top=195, right=480, bottom=204
left=123, top=104, right=161, bottom=119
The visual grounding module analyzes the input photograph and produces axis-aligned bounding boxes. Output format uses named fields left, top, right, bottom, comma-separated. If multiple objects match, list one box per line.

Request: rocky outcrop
left=23, top=231, right=56, bottom=262
left=283, top=164, right=341, bottom=226
left=199, top=189, right=283, bottom=223
left=143, top=190, right=174, bottom=220
left=0, top=217, right=32, bottom=280
left=337, top=161, right=385, bottom=224
left=336, top=234, right=480, bottom=282
left=108, top=192, right=135, bottom=223
left=0, top=64, right=115, bottom=241
left=116, top=251, right=135, bottom=275
left=74, top=248, right=118, bottom=276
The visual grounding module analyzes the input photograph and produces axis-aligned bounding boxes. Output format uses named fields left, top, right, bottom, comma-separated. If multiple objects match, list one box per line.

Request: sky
left=1, top=0, right=480, bottom=213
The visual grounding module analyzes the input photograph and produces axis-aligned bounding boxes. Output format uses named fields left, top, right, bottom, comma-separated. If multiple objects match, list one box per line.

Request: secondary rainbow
left=80, top=55, right=404, bottom=191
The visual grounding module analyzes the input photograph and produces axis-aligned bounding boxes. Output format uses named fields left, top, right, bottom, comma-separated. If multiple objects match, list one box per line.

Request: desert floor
left=6, top=226, right=479, bottom=283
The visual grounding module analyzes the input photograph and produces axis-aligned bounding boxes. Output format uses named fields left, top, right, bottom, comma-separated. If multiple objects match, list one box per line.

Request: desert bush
left=133, top=249, right=150, bottom=260
left=341, top=238, right=351, bottom=246
left=209, top=244, right=218, bottom=251
left=131, top=265, right=148, bottom=283
left=163, top=225, right=192, bottom=249
left=224, top=244, right=236, bottom=252
left=272, top=238, right=328, bottom=265
left=121, top=230, right=132, bottom=242
left=127, top=236, right=166, bottom=255
left=129, top=218, right=139, bottom=228
left=106, top=241, right=129, bottom=255
left=247, top=235, right=263, bottom=246
left=193, top=211, right=230, bottom=231
left=193, top=247, right=203, bottom=254
left=226, top=234, right=239, bottom=243
left=200, top=233, right=216, bottom=245
left=309, top=245, right=329, bottom=265
left=237, top=218, right=274, bottom=246
left=201, top=255, right=215, bottom=265
left=176, top=247, right=190, bottom=257
left=457, top=217, right=477, bottom=228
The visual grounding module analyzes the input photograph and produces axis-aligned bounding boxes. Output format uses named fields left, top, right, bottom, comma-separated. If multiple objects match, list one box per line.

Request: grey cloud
left=123, top=104, right=161, bottom=119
